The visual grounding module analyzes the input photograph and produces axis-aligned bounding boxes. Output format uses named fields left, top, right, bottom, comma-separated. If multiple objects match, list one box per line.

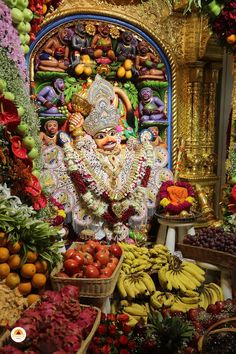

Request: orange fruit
left=0, top=247, right=10, bottom=262
left=35, top=260, right=48, bottom=273
left=8, top=241, right=21, bottom=254
left=0, top=263, right=10, bottom=279
left=8, top=254, right=22, bottom=270
left=5, top=272, right=21, bottom=289
left=18, top=281, right=32, bottom=295
left=26, top=251, right=38, bottom=263
left=84, top=66, right=92, bottom=76
left=21, top=263, right=36, bottom=279
left=27, top=294, right=40, bottom=306
left=226, top=34, right=236, bottom=44
left=31, top=273, right=47, bottom=289
left=0, top=232, right=7, bottom=246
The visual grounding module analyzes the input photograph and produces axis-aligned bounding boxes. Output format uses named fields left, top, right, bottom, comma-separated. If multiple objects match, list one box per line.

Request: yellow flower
left=186, top=196, right=194, bottom=204
left=110, top=26, right=120, bottom=39
left=58, top=210, right=66, bottom=218
left=160, top=198, right=170, bottom=207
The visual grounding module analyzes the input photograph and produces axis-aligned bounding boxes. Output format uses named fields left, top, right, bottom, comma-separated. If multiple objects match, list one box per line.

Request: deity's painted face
left=94, top=127, right=117, bottom=151
left=45, top=120, right=58, bottom=136
left=54, top=78, right=65, bottom=92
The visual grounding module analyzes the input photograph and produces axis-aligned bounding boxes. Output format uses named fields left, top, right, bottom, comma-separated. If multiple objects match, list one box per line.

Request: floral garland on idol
left=159, top=180, right=195, bottom=215
left=63, top=140, right=154, bottom=239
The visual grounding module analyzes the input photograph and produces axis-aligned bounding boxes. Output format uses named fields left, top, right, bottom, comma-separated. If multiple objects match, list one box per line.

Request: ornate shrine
left=27, top=0, right=224, bottom=228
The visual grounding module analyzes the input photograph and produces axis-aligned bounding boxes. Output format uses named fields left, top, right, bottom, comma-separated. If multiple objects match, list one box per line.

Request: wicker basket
left=0, top=304, right=101, bottom=354
left=50, top=243, right=124, bottom=298
left=176, top=243, right=236, bottom=270
left=198, top=316, right=236, bottom=353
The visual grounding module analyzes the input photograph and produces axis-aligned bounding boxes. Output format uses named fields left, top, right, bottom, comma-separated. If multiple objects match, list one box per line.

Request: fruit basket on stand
left=50, top=242, right=124, bottom=299
left=198, top=316, right=236, bottom=354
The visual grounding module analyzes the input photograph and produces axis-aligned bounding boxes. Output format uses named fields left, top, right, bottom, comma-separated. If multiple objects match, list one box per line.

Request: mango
left=124, top=59, right=133, bottom=70
left=117, top=66, right=126, bottom=78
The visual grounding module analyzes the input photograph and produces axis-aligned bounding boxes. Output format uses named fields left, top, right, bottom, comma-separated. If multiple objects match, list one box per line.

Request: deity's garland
left=63, top=141, right=153, bottom=229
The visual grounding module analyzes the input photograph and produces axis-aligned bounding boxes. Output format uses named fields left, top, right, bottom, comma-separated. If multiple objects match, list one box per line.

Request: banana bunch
left=149, top=244, right=171, bottom=271
left=158, top=257, right=205, bottom=292
left=121, top=301, right=149, bottom=327
left=118, top=242, right=152, bottom=274
left=198, top=283, right=224, bottom=310
left=170, top=296, right=200, bottom=313
left=117, top=272, right=156, bottom=299
left=150, top=291, right=176, bottom=312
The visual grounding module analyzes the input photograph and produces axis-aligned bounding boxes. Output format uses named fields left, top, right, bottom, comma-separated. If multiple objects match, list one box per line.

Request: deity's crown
left=83, top=75, right=120, bottom=136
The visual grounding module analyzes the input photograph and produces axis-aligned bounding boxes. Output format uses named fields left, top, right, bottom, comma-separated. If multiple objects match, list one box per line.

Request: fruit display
left=184, top=227, right=236, bottom=255
left=0, top=285, right=100, bottom=354
left=0, top=189, right=62, bottom=297
left=0, top=284, right=28, bottom=326
left=55, top=241, right=122, bottom=279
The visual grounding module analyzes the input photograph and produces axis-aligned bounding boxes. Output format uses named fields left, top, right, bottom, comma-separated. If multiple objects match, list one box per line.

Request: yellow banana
left=151, top=263, right=162, bottom=271
left=150, top=291, right=165, bottom=309
left=171, top=271, right=187, bottom=292
left=123, top=277, right=137, bottom=299
left=117, top=273, right=128, bottom=298
left=133, top=278, right=147, bottom=295
left=120, top=299, right=130, bottom=306
left=158, top=265, right=169, bottom=289
left=180, top=296, right=200, bottom=305
left=140, top=272, right=156, bottom=293
left=124, top=303, right=147, bottom=316
left=181, top=268, right=202, bottom=288
left=198, top=292, right=208, bottom=310
left=126, top=251, right=135, bottom=260
left=182, top=261, right=205, bottom=282
left=205, top=285, right=218, bottom=305
left=182, top=289, right=200, bottom=298
left=165, top=270, right=174, bottom=291
left=177, top=269, right=198, bottom=291
left=208, top=283, right=224, bottom=301
left=123, top=258, right=133, bottom=266
left=163, top=292, right=176, bottom=307
left=170, top=297, right=199, bottom=313
left=204, top=287, right=214, bottom=306
left=125, top=314, right=138, bottom=327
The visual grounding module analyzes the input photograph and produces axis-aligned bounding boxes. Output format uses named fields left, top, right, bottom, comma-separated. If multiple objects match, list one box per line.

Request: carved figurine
left=139, top=87, right=166, bottom=123
left=91, top=24, right=115, bottom=63
left=39, top=120, right=59, bottom=146
left=36, top=28, right=72, bottom=72
left=116, top=31, right=136, bottom=62
left=70, top=23, right=90, bottom=67
left=36, top=78, right=65, bottom=115
left=135, top=40, right=166, bottom=79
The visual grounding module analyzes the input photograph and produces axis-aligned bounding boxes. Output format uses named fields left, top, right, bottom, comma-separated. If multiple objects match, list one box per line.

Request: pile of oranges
left=0, top=231, right=49, bottom=304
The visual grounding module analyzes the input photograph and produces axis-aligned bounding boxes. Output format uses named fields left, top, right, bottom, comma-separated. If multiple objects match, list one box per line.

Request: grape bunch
left=58, top=106, right=69, bottom=117
left=183, top=228, right=236, bottom=255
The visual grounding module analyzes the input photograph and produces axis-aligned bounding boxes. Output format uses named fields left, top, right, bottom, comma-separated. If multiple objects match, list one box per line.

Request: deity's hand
left=45, top=101, right=55, bottom=109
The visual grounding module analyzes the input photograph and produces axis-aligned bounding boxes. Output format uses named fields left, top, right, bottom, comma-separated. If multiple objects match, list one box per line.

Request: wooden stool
left=196, top=261, right=233, bottom=300
left=156, top=217, right=195, bottom=254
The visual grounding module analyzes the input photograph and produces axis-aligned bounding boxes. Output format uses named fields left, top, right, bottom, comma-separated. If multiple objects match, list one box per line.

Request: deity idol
left=42, top=75, right=171, bottom=240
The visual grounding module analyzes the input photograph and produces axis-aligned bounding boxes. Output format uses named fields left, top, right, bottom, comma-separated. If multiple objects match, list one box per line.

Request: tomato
left=55, top=272, right=69, bottom=278
left=100, top=267, right=113, bottom=278
left=109, top=244, right=122, bottom=258
left=93, top=260, right=102, bottom=270
left=63, top=259, right=79, bottom=276
left=95, top=243, right=109, bottom=253
left=83, top=252, right=94, bottom=265
left=71, top=252, right=85, bottom=266
left=110, top=257, right=119, bottom=266
left=72, top=271, right=84, bottom=278
left=106, top=262, right=116, bottom=273
left=86, top=240, right=98, bottom=250
left=84, top=265, right=100, bottom=278
left=63, top=249, right=76, bottom=260
left=82, top=244, right=95, bottom=255
left=96, top=250, right=110, bottom=266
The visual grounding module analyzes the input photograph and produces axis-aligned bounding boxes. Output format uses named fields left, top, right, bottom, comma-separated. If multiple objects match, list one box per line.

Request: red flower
left=122, top=324, right=132, bottom=334
left=33, top=193, right=47, bottom=211
left=106, top=314, right=116, bottom=322
left=100, top=344, right=111, bottom=354
left=0, top=96, right=20, bottom=132
left=97, top=324, right=107, bottom=336
left=231, top=185, right=236, bottom=202
left=120, top=349, right=130, bottom=354
left=108, top=324, right=116, bottom=336
left=10, top=136, right=27, bottom=159
left=119, top=335, right=129, bottom=346
left=117, top=314, right=129, bottom=323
